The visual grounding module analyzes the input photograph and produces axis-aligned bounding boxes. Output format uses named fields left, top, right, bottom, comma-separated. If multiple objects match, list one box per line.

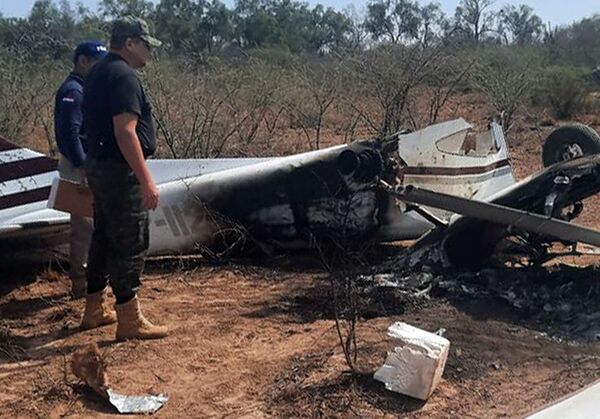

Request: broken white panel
left=374, top=322, right=450, bottom=400
left=526, top=379, right=600, bottom=419
left=397, top=119, right=517, bottom=221
left=107, top=389, right=168, bottom=414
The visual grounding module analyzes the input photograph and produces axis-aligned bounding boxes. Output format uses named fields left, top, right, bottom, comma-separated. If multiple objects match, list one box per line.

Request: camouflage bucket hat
left=112, top=15, right=162, bottom=48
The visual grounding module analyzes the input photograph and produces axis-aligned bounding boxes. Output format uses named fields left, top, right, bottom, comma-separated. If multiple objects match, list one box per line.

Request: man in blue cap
left=54, top=40, right=108, bottom=300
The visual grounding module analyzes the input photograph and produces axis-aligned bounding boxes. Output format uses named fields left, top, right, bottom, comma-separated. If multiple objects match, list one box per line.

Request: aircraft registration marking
left=171, top=205, right=190, bottom=236
left=162, top=206, right=181, bottom=237
left=161, top=205, right=191, bottom=237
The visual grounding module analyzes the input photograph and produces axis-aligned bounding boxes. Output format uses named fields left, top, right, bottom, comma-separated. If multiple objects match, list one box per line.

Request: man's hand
left=141, top=180, right=159, bottom=210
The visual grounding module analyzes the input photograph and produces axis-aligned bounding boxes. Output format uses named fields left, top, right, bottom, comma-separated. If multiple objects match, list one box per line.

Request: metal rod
left=389, top=183, right=600, bottom=248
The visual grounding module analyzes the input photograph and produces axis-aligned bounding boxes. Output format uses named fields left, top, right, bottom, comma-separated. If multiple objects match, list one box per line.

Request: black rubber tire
left=542, top=124, right=600, bottom=167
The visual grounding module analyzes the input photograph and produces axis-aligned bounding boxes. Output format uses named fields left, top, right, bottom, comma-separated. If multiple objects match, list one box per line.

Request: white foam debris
left=373, top=322, right=450, bottom=400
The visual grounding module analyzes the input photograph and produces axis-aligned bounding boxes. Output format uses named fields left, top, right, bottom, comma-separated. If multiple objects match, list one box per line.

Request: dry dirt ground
left=2, top=116, right=600, bottom=418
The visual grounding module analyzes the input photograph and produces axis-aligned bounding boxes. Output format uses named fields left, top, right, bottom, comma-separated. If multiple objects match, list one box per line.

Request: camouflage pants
left=85, top=158, right=149, bottom=303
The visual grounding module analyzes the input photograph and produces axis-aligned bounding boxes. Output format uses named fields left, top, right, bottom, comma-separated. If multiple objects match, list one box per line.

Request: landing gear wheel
left=542, top=124, right=600, bottom=167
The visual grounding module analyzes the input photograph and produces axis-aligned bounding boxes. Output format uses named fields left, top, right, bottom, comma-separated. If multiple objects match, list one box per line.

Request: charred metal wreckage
left=1, top=119, right=600, bottom=268
left=389, top=123, right=600, bottom=270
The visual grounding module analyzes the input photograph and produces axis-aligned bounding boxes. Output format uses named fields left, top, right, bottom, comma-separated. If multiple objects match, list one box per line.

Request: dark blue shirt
left=54, top=72, right=87, bottom=167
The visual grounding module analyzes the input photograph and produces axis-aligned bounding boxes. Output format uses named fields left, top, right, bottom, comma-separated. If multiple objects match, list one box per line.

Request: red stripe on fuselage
left=0, top=186, right=52, bottom=210
left=403, top=159, right=511, bottom=176
left=0, top=157, right=57, bottom=183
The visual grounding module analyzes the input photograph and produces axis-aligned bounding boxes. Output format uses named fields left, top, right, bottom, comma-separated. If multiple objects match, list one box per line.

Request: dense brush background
left=1, top=0, right=599, bottom=158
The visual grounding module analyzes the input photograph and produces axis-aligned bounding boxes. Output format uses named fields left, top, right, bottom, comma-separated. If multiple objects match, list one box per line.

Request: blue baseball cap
left=73, top=40, right=108, bottom=62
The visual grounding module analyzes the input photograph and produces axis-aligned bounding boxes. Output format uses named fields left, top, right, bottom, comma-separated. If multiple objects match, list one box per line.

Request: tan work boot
left=81, top=290, right=117, bottom=330
left=115, top=296, right=168, bottom=341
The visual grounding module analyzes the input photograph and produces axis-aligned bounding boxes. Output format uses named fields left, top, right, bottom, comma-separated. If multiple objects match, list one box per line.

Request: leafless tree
left=470, top=47, right=541, bottom=131
left=346, top=43, right=460, bottom=137
left=148, top=60, right=247, bottom=158
left=148, top=58, right=296, bottom=158
left=0, top=46, right=62, bottom=151
left=283, top=58, right=342, bottom=150
left=311, top=196, right=378, bottom=373
left=453, top=0, right=496, bottom=43
left=407, top=54, right=474, bottom=128
left=227, top=60, right=285, bottom=150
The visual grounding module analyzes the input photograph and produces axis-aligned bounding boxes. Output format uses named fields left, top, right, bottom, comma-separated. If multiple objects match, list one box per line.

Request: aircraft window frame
left=435, top=128, right=500, bottom=157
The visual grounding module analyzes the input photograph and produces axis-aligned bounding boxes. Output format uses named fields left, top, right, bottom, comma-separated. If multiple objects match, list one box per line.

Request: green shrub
left=467, top=46, right=543, bottom=131
left=536, top=66, right=589, bottom=118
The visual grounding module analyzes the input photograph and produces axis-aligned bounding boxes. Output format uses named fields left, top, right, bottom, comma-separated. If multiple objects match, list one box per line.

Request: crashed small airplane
left=1, top=118, right=600, bottom=267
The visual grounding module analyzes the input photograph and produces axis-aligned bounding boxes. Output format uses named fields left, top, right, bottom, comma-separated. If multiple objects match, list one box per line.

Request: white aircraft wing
left=0, top=135, right=72, bottom=260
left=0, top=207, right=69, bottom=240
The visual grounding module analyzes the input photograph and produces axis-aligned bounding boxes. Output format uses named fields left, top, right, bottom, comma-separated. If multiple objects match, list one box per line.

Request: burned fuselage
left=146, top=118, right=521, bottom=257
left=5, top=118, right=599, bottom=267
left=148, top=141, right=391, bottom=255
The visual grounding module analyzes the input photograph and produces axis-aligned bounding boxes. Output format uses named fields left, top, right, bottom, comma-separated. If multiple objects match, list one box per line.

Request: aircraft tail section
left=0, top=135, right=58, bottom=214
